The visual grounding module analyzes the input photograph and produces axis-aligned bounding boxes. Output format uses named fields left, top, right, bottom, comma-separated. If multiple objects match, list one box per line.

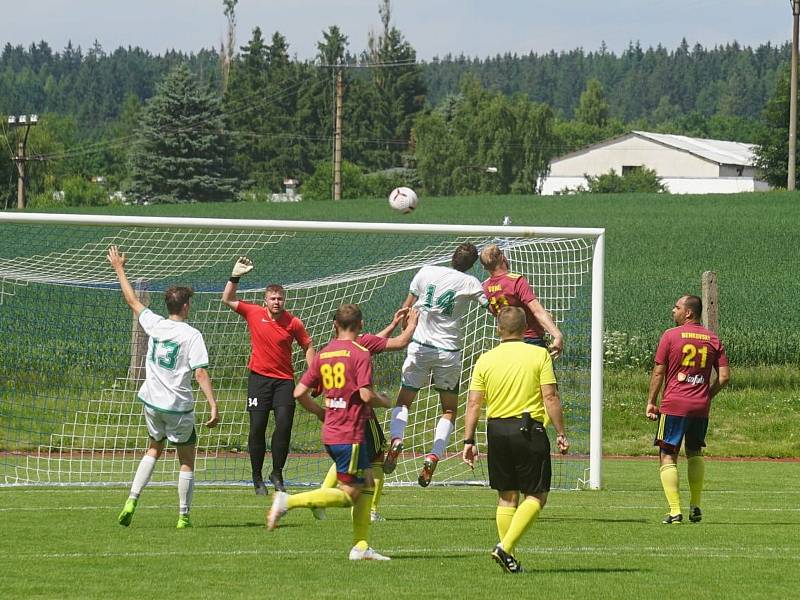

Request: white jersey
left=408, top=265, right=488, bottom=351
left=137, top=309, right=209, bottom=414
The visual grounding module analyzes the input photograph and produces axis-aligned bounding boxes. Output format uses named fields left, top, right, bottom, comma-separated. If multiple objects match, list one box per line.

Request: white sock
left=130, top=454, right=157, bottom=498
left=390, top=406, right=409, bottom=441
left=431, top=417, right=454, bottom=458
left=178, top=470, right=194, bottom=515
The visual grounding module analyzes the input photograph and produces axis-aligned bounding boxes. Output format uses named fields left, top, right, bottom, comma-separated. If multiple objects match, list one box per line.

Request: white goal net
left=0, top=214, right=604, bottom=489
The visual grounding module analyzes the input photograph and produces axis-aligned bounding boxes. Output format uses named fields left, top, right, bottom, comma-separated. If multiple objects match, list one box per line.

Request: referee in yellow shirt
left=462, top=306, right=569, bottom=574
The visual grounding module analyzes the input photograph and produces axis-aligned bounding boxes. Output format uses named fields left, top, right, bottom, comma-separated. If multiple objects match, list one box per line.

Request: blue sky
left=0, top=0, right=791, bottom=60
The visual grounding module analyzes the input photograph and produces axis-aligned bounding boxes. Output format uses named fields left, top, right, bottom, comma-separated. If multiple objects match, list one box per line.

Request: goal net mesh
left=0, top=219, right=596, bottom=489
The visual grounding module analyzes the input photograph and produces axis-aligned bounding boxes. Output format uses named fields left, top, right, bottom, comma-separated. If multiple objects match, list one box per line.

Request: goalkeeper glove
left=231, top=256, right=254, bottom=278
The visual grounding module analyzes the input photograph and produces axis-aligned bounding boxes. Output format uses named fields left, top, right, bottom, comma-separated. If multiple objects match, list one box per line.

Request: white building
left=540, top=130, right=771, bottom=195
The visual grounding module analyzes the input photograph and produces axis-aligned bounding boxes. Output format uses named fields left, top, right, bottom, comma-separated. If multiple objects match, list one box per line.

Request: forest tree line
left=0, top=11, right=795, bottom=206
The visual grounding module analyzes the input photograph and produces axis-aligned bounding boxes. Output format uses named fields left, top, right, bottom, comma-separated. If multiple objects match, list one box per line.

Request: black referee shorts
left=487, top=417, right=552, bottom=494
left=246, top=371, right=295, bottom=412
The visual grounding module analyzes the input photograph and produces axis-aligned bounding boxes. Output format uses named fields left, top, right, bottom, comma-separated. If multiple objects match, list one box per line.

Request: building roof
left=552, top=131, right=756, bottom=167
left=631, top=131, right=756, bottom=166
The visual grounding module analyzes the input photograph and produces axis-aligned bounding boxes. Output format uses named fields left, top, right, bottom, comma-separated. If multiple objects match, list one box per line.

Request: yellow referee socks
left=320, top=463, right=338, bottom=489
left=352, top=488, right=374, bottom=547
left=286, top=487, right=353, bottom=510
left=496, top=506, right=516, bottom=541
left=500, top=498, right=541, bottom=555
left=687, top=455, right=705, bottom=507
left=659, top=463, right=681, bottom=516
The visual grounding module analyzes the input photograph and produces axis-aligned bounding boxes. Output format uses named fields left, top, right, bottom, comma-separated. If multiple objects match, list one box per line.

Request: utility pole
left=7, top=114, right=39, bottom=209
left=789, top=1, right=800, bottom=190
left=333, top=65, right=344, bottom=201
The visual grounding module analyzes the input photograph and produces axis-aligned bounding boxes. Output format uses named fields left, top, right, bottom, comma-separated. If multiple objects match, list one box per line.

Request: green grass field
left=1, top=459, right=798, bottom=599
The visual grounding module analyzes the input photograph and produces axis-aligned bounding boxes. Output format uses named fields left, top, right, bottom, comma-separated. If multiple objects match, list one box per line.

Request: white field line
left=0, top=546, right=797, bottom=561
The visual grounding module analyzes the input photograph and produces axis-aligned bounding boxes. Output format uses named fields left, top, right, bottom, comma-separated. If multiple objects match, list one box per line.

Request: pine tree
left=364, top=0, right=426, bottom=168
left=129, top=64, right=237, bottom=202
left=754, top=67, right=795, bottom=189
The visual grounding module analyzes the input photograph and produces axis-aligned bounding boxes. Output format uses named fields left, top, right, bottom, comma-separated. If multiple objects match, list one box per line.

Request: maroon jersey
left=655, top=322, right=729, bottom=417
left=357, top=333, right=388, bottom=355
left=300, top=339, right=374, bottom=444
left=235, top=302, right=311, bottom=380
left=482, top=272, right=543, bottom=339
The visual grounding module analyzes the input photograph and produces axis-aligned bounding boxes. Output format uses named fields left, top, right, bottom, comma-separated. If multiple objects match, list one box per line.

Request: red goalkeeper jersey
left=235, top=301, right=311, bottom=380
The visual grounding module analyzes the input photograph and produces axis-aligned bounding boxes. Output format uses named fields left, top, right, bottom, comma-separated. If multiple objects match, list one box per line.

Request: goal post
left=0, top=213, right=604, bottom=490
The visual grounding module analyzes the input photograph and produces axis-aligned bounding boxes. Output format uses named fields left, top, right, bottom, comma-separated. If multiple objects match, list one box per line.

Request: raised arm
left=375, top=307, right=409, bottom=338
left=383, top=308, right=420, bottom=352
left=221, top=256, right=254, bottom=311
left=194, top=368, right=219, bottom=428
left=527, top=299, right=564, bottom=358
left=107, top=246, right=146, bottom=317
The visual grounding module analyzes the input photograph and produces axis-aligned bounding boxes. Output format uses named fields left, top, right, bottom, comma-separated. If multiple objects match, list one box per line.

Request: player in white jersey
left=107, top=246, right=219, bottom=529
left=384, top=243, right=488, bottom=486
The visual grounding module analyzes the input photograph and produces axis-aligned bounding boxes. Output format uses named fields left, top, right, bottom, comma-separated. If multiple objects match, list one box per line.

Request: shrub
left=583, top=167, right=668, bottom=193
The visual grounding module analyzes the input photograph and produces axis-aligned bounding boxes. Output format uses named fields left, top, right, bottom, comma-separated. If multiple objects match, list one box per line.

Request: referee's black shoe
left=253, top=477, right=268, bottom=496
left=491, top=544, right=523, bottom=574
left=269, top=470, right=286, bottom=493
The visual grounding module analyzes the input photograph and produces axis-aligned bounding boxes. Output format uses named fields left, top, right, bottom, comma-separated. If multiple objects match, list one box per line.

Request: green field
left=19, top=190, right=800, bottom=365
left=1, top=459, right=798, bottom=599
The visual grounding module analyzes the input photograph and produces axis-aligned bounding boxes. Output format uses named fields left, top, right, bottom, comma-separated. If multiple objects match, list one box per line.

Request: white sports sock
left=178, top=470, right=194, bottom=515
left=389, top=406, right=409, bottom=441
left=130, top=454, right=157, bottom=498
left=431, top=417, right=454, bottom=458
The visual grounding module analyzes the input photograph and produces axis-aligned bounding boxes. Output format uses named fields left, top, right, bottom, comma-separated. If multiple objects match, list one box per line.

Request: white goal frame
left=0, top=212, right=605, bottom=489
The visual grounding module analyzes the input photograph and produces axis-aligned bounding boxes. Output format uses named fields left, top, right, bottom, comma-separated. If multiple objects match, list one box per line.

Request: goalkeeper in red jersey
left=646, top=295, right=730, bottom=524
left=267, top=304, right=393, bottom=561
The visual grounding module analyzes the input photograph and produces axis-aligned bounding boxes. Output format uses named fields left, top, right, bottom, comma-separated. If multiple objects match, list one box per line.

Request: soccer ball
left=388, top=186, right=418, bottom=213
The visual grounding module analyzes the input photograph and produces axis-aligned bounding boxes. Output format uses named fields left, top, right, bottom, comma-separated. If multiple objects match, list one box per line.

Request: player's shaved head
left=479, top=244, right=507, bottom=272
left=165, top=286, right=193, bottom=315
left=334, top=303, right=363, bottom=331
left=682, top=295, right=702, bottom=320
left=497, top=306, right=526, bottom=339
left=452, top=243, right=479, bottom=272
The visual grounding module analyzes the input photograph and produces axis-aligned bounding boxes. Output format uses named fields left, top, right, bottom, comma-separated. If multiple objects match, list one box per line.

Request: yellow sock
left=320, top=463, right=338, bottom=489
left=496, top=506, right=516, bottom=541
left=659, top=463, right=681, bottom=515
left=371, top=462, right=384, bottom=513
left=687, top=455, right=705, bottom=506
left=500, top=498, right=541, bottom=555
left=286, top=487, right=352, bottom=510
left=352, top=488, right=373, bottom=547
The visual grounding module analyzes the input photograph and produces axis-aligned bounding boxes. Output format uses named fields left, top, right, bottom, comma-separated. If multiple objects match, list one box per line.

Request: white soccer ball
left=388, top=186, right=418, bottom=213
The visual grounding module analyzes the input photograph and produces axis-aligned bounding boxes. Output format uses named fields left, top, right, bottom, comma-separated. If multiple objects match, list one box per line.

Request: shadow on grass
left=203, top=521, right=292, bottom=529
left=386, top=516, right=494, bottom=523
left=391, top=552, right=475, bottom=560
left=531, top=567, right=646, bottom=574
left=548, top=516, right=650, bottom=524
